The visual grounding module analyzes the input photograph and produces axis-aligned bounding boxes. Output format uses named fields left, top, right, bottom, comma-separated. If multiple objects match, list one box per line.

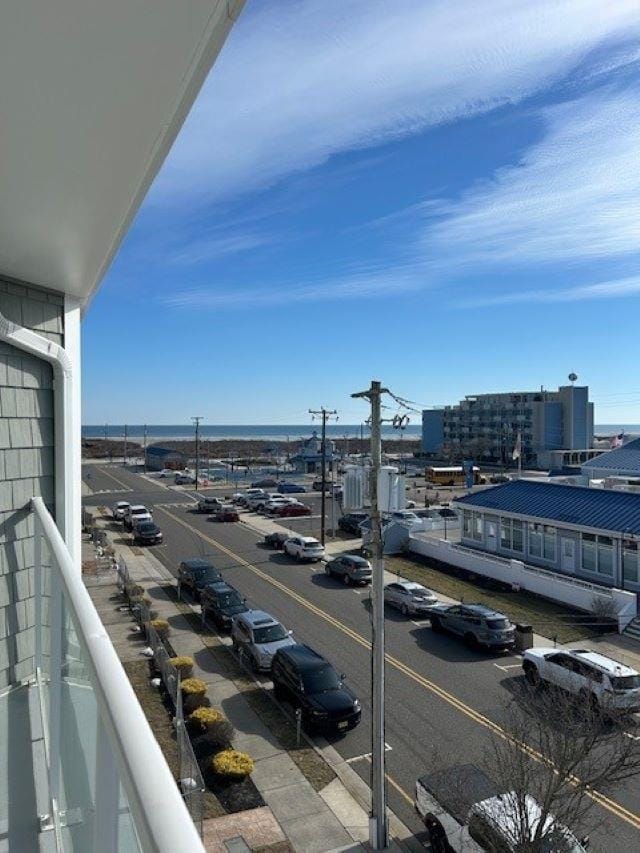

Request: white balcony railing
left=31, top=496, right=205, bottom=853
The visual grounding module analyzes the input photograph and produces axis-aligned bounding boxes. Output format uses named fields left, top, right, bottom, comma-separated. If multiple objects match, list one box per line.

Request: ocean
left=82, top=423, right=638, bottom=442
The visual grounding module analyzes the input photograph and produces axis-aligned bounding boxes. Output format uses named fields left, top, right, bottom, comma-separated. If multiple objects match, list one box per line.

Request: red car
left=276, top=503, right=311, bottom=518
left=210, top=507, right=240, bottom=522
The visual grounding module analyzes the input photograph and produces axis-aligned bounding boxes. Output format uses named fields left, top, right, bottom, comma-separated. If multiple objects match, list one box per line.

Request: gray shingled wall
left=0, top=279, right=62, bottom=688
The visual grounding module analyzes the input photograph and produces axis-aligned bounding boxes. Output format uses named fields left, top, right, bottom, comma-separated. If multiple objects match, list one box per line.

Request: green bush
left=211, top=749, right=254, bottom=779
left=169, top=656, right=194, bottom=678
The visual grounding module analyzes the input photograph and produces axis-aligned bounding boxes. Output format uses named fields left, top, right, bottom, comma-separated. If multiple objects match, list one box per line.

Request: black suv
left=177, top=559, right=222, bottom=601
left=338, top=512, right=368, bottom=536
left=132, top=520, right=163, bottom=545
left=271, top=644, right=361, bottom=732
left=201, top=582, right=248, bottom=630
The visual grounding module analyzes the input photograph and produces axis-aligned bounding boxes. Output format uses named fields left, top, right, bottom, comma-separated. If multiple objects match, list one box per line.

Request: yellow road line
left=156, top=506, right=640, bottom=831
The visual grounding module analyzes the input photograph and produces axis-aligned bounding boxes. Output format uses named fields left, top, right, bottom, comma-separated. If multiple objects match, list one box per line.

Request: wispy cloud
left=426, top=87, right=640, bottom=268
left=151, top=0, right=640, bottom=206
left=168, top=232, right=276, bottom=265
left=162, top=264, right=429, bottom=310
left=461, top=275, right=640, bottom=307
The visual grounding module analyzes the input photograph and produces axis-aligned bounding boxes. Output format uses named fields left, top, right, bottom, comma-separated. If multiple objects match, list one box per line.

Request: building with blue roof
left=453, top=479, right=640, bottom=591
left=582, top=437, right=640, bottom=480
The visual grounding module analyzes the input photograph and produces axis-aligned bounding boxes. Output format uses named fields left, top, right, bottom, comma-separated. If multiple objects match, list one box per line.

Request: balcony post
left=34, top=516, right=43, bottom=674
left=48, top=578, right=63, bottom=804
left=94, top=716, right=120, bottom=852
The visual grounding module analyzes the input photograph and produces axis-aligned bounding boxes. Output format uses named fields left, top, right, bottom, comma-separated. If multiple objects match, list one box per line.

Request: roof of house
left=582, top=437, right=640, bottom=474
left=453, top=479, right=640, bottom=535
left=146, top=446, right=186, bottom=457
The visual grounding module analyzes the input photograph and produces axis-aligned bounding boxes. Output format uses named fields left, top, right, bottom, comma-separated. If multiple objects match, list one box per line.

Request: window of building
left=528, top=522, right=543, bottom=558
left=473, top=512, right=483, bottom=541
left=597, top=535, right=613, bottom=576
left=462, top=510, right=472, bottom=538
left=543, top=525, right=556, bottom=561
left=623, top=542, right=638, bottom=584
left=500, top=518, right=510, bottom=549
left=581, top=532, right=614, bottom=576
left=581, top=533, right=597, bottom=572
left=512, top=520, right=524, bottom=552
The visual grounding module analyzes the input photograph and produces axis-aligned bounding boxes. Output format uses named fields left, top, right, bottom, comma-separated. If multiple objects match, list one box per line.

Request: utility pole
left=104, top=422, right=108, bottom=442
left=143, top=424, right=148, bottom=473
left=351, top=380, right=389, bottom=850
left=192, top=417, right=203, bottom=491
left=309, top=407, right=338, bottom=545
left=123, top=424, right=128, bottom=467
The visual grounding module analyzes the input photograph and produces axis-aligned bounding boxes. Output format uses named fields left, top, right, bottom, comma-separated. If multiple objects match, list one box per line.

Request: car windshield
left=253, top=624, right=288, bottom=644
left=132, top=508, right=147, bottom=515
left=193, top=566, right=217, bottom=579
left=610, top=674, right=640, bottom=691
left=540, top=829, right=586, bottom=853
left=303, top=665, right=341, bottom=694
left=218, top=593, right=244, bottom=609
left=137, top=523, right=155, bottom=532
left=486, top=618, right=509, bottom=630
left=303, top=541, right=321, bottom=549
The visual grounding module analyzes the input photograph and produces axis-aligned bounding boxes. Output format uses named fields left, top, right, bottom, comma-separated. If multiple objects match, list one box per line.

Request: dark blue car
left=277, top=482, right=306, bottom=493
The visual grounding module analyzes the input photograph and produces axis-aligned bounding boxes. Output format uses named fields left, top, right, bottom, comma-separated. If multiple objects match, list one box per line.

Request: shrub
left=170, top=656, right=194, bottom=678
left=189, top=707, right=234, bottom=746
left=181, top=678, right=207, bottom=696
left=150, top=619, right=170, bottom=640
left=211, top=749, right=254, bottom=780
left=127, top=584, right=144, bottom=600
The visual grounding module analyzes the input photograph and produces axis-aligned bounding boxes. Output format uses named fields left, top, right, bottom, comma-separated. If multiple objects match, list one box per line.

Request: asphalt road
left=83, top=464, right=640, bottom=850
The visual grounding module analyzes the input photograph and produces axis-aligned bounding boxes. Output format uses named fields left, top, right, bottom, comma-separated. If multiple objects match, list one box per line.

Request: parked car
left=325, top=555, right=372, bottom=585
left=338, top=512, right=368, bottom=535
left=210, top=505, right=240, bottom=522
left=522, top=648, right=640, bottom=714
left=271, top=644, right=361, bottom=732
left=201, top=582, right=248, bottom=630
left=196, top=496, right=224, bottom=513
left=277, top=482, right=306, bottom=494
left=111, top=500, right=130, bottom=521
left=157, top=468, right=174, bottom=478
left=276, top=503, right=312, bottom=518
left=245, top=492, right=273, bottom=511
left=467, top=793, right=590, bottom=853
left=132, top=520, right=163, bottom=545
left=177, top=558, right=223, bottom=601
left=259, top=497, right=293, bottom=514
left=384, top=581, right=438, bottom=615
left=405, top=499, right=416, bottom=509
left=235, top=488, right=264, bottom=506
left=175, top=471, right=196, bottom=485
left=283, top=536, right=325, bottom=562
left=264, top=532, right=290, bottom=550
left=251, top=478, right=278, bottom=488
left=312, top=478, right=336, bottom=491
left=429, top=604, right=515, bottom=651
left=231, top=610, right=295, bottom=671
left=390, top=510, right=422, bottom=525
left=124, top=505, right=152, bottom=530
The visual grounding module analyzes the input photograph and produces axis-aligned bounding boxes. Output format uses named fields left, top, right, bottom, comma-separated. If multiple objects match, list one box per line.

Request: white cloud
left=461, top=275, right=640, bottom=307
left=168, top=232, right=275, bottom=265
left=162, top=264, right=428, bottom=310
left=426, top=88, right=640, bottom=267
left=151, top=0, right=640, bottom=206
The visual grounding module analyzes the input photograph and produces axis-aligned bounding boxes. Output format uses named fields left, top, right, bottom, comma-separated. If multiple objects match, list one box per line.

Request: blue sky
left=83, top=0, right=640, bottom=425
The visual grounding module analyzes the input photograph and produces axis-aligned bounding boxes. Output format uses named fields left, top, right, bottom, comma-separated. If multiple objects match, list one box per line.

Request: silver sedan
left=384, top=581, right=438, bottom=616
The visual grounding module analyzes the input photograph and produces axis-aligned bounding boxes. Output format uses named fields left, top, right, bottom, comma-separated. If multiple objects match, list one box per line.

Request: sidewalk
left=83, top=528, right=423, bottom=853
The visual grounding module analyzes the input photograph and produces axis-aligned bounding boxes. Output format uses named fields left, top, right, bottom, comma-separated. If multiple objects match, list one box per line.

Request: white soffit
left=0, top=1, right=244, bottom=306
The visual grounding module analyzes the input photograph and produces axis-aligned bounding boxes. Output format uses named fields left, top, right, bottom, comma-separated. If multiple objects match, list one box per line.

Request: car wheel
left=401, top=604, right=409, bottom=617
left=296, top=552, right=301, bottom=561
left=431, top=616, right=443, bottom=633
left=343, top=574, right=351, bottom=585
left=524, top=663, right=540, bottom=687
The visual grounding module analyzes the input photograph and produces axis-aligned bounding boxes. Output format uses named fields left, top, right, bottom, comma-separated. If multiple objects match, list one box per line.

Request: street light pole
left=352, top=380, right=389, bottom=851
left=192, top=417, right=203, bottom=490
left=143, top=424, right=148, bottom=473
left=309, top=407, right=338, bottom=546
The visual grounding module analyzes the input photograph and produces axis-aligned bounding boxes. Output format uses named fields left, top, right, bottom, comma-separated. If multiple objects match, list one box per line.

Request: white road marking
left=493, top=663, right=523, bottom=672
left=346, top=742, right=393, bottom=763
left=624, top=731, right=640, bottom=741
left=411, top=619, right=431, bottom=627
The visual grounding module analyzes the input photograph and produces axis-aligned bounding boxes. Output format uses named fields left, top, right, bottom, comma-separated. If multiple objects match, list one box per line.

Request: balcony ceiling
left=0, top=1, right=243, bottom=306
